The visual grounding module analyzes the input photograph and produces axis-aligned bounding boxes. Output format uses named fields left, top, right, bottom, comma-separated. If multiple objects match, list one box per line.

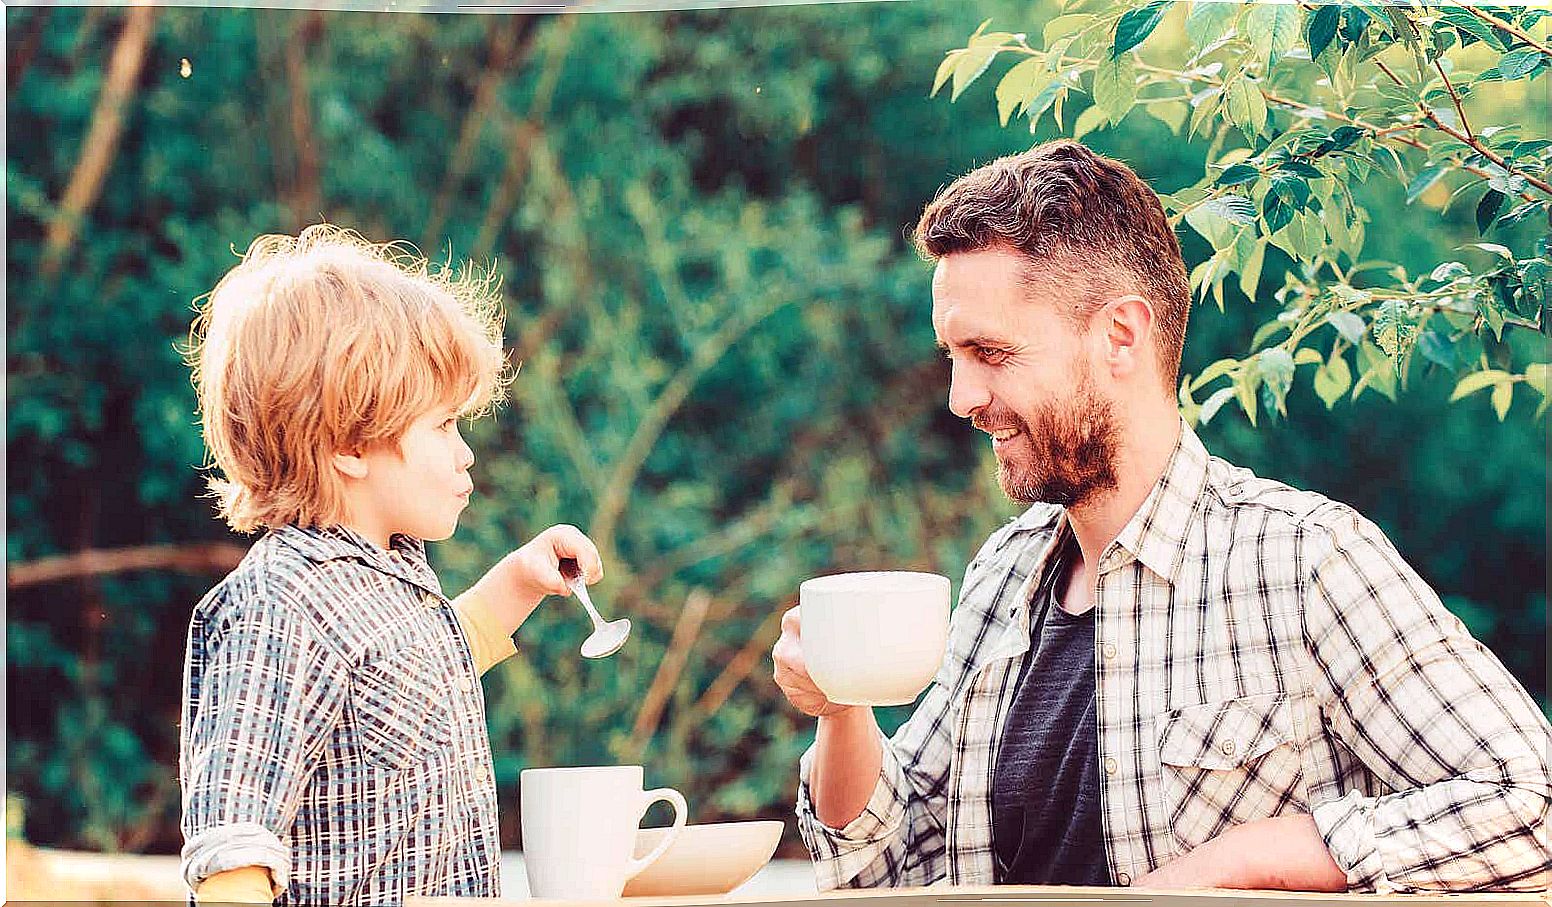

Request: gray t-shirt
left=990, top=541, right=1110, bottom=885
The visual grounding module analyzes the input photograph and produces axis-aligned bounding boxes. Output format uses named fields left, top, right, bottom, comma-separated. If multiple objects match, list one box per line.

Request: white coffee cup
left=520, top=765, right=688, bottom=899
left=799, top=570, right=951, bottom=706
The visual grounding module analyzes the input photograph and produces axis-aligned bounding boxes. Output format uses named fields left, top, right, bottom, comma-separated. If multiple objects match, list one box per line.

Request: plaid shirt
left=796, top=421, right=1551, bottom=893
left=179, top=524, right=502, bottom=904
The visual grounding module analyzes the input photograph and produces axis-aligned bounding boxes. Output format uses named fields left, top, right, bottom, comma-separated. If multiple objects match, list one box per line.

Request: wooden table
left=409, top=884, right=1551, bottom=907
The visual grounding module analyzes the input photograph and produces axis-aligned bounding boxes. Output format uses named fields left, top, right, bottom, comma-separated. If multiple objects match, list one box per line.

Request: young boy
left=178, top=225, right=603, bottom=904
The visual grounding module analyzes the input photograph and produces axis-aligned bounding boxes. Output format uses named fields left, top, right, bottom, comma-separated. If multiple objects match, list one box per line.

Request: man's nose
left=947, top=361, right=990, bottom=420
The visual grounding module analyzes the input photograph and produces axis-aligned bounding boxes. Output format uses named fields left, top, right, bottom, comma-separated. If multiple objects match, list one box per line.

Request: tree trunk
left=39, top=5, right=157, bottom=280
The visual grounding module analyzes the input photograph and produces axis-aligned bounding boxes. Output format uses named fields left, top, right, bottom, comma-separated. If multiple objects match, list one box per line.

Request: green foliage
left=4, top=2, right=1546, bottom=860
left=937, top=1, right=1550, bottom=427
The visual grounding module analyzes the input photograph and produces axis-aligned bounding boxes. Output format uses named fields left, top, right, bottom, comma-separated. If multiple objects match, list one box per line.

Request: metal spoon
left=558, top=557, right=630, bottom=658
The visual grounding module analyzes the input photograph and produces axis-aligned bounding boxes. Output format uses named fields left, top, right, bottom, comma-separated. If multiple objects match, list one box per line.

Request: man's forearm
left=1141, top=814, right=1347, bottom=891
left=810, top=706, right=885, bottom=829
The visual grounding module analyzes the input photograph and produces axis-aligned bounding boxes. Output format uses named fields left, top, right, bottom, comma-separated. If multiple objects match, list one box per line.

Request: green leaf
left=1201, top=194, right=1258, bottom=225
left=1238, top=237, right=1266, bottom=300
left=1499, top=201, right=1549, bottom=230
left=1306, top=4, right=1340, bottom=59
left=1073, top=104, right=1109, bottom=140
left=952, top=46, right=1002, bottom=102
left=1186, top=1, right=1239, bottom=48
left=932, top=52, right=960, bottom=97
left=1371, top=299, right=1420, bottom=359
left=1491, top=380, right=1513, bottom=419
left=1353, top=339, right=1398, bottom=402
left=1437, top=6, right=1508, bottom=52
left=1235, top=362, right=1261, bottom=426
left=1405, top=164, right=1447, bottom=204
left=1429, top=260, right=1470, bottom=284
left=1113, top=1, right=1171, bottom=58
left=1313, top=351, right=1352, bottom=409
left=1251, top=319, right=1291, bottom=351
left=1449, top=369, right=1513, bottom=401
left=1224, top=78, right=1268, bottom=141
left=1258, top=347, right=1296, bottom=415
left=996, top=57, right=1049, bottom=126
left=1146, top=100, right=1190, bottom=134
left=1198, top=385, right=1237, bottom=424
left=1093, top=55, right=1138, bottom=124
left=1043, top=13, right=1097, bottom=48
left=1248, top=3, right=1302, bottom=70
left=1272, top=211, right=1326, bottom=262
left=1326, top=309, right=1367, bottom=346
left=1417, top=330, right=1458, bottom=369
left=1217, top=163, right=1260, bottom=187
left=1498, top=48, right=1547, bottom=81
left=1475, top=188, right=1506, bottom=234
left=1190, top=356, right=1240, bottom=392
left=1525, top=363, right=1549, bottom=397
left=1295, top=348, right=1324, bottom=366
left=1262, top=189, right=1296, bottom=233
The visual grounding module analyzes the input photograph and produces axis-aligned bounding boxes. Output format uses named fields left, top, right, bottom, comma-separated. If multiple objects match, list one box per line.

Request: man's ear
left=1098, top=294, right=1156, bottom=379
left=332, top=450, right=369, bottom=480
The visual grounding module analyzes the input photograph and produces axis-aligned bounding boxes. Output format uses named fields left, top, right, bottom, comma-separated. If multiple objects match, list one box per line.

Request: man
left=772, top=140, right=1552, bottom=893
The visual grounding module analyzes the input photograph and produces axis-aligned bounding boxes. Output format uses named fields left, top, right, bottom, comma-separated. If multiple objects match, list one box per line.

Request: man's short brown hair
left=913, top=140, right=1191, bottom=389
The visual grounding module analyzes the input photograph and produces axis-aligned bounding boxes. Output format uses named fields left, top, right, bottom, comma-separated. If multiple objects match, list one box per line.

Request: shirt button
left=1102, top=643, right=1118, bottom=659
left=457, top=675, right=474, bottom=694
left=423, top=593, right=439, bottom=611
left=1220, top=739, right=1237, bottom=755
left=1104, top=757, right=1119, bottom=775
left=1116, top=872, right=1132, bottom=886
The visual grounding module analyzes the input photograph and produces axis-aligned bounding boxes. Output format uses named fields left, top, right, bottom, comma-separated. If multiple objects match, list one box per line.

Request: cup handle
left=624, top=786, right=687, bottom=880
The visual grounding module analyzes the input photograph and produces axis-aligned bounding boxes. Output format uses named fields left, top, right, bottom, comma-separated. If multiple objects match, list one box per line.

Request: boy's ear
left=332, top=450, right=370, bottom=480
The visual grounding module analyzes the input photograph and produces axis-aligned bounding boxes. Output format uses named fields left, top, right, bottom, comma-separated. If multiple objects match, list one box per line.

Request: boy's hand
left=468, top=524, right=605, bottom=634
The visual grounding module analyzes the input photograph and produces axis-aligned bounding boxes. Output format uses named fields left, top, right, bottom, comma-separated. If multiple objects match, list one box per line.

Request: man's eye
left=977, top=347, right=1008, bottom=364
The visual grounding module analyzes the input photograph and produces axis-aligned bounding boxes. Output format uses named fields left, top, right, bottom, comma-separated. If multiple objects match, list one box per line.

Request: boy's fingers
left=545, top=524, right=604, bottom=583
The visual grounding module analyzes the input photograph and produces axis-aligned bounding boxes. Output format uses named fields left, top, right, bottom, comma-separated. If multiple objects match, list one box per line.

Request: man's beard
left=977, top=372, right=1120, bottom=509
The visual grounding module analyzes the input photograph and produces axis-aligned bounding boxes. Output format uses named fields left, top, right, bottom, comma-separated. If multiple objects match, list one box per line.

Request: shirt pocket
left=1154, top=692, right=1308, bottom=852
left=351, top=644, right=455, bottom=772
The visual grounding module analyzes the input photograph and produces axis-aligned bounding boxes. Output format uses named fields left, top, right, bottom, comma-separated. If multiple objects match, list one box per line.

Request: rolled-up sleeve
left=793, top=651, right=958, bottom=890
left=1301, top=506, right=1552, bottom=893
left=179, top=579, right=350, bottom=893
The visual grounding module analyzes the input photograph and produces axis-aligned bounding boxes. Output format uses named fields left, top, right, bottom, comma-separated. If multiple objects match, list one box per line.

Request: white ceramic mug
left=800, top=570, right=951, bottom=706
left=520, top=765, right=688, bottom=899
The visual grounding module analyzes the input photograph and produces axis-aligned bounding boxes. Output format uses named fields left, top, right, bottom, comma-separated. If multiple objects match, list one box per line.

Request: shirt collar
left=1108, top=417, right=1212, bottom=584
left=271, top=523, right=439, bottom=594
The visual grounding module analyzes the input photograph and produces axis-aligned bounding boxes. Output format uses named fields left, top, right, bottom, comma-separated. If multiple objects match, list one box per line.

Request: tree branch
left=1464, top=6, right=1551, bottom=57
left=628, top=588, right=712, bottom=758
left=8, top=543, right=248, bottom=589
left=282, top=11, right=325, bottom=230
left=7, top=8, right=52, bottom=98
left=588, top=293, right=801, bottom=560
left=422, top=18, right=534, bottom=250
left=39, top=6, right=157, bottom=279
left=1433, top=59, right=1473, bottom=142
left=471, top=15, right=578, bottom=262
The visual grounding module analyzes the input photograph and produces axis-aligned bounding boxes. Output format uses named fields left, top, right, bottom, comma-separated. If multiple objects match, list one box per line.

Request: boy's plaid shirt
left=179, top=525, right=502, bottom=904
left=796, top=422, right=1551, bottom=893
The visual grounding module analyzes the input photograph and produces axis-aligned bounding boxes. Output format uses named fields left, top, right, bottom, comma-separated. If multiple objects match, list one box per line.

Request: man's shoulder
left=1202, top=455, right=1392, bottom=560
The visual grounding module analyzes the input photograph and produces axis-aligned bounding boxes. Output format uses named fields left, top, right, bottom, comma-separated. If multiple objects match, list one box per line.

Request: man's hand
left=469, top=524, right=604, bottom=635
left=772, top=606, right=855, bottom=718
left=1135, top=814, right=1347, bottom=891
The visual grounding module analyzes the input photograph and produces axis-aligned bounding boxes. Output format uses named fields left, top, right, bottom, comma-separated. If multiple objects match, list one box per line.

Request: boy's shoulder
left=193, top=527, right=366, bottom=635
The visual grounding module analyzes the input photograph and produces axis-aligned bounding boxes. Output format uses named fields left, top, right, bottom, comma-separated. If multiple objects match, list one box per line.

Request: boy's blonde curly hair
left=186, top=224, right=511, bottom=533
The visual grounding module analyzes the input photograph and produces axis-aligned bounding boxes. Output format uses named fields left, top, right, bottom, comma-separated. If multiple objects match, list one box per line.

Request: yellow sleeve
left=453, top=586, right=519, bottom=675
left=194, top=865, right=278, bottom=903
